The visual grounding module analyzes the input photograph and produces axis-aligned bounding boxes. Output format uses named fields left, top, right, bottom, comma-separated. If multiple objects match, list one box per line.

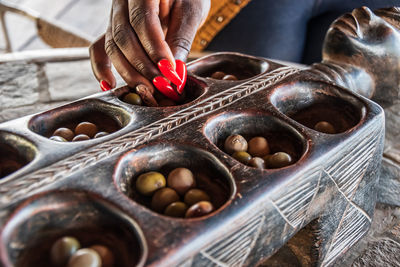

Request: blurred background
left=0, top=0, right=109, bottom=52
left=0, top=0, right=114, bottom=123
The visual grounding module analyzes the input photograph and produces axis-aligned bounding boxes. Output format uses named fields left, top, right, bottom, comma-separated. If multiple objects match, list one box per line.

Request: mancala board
left=0, top=50, right=384, bottom=267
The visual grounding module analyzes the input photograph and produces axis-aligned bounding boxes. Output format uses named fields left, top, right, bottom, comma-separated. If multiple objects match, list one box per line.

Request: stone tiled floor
left=0, top=59, right=95, bottom=121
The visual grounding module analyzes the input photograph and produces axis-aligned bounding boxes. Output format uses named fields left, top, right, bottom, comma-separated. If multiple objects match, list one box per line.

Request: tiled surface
left=0, top=56, right=125, bottom=123
left=0, top=60, right=98, bottom=122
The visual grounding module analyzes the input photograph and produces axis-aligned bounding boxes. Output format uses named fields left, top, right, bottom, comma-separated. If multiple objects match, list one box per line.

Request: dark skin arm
left=90, top=0, right=210, bottom=92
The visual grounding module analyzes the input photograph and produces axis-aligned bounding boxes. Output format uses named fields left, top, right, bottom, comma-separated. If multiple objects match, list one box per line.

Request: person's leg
left=206, top=0, right=315, bottom=63
left=302, top=0, right=400, bottom=64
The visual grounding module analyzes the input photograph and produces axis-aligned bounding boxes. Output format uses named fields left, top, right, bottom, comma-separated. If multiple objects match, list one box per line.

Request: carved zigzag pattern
left=271, top=169, right=322, bottom=229
left=268, top=118, right=382, bottom=266
left=323, top=205, right=371, bottom=266
left=199, top=212, right=264, bottom=267
left=177, top=210, right=265, bottom=267
left=325, top=121, right=382, bottom=200
left=322, top=122, right=382, bottom=266
left=0, top=67, right=299, bottom=207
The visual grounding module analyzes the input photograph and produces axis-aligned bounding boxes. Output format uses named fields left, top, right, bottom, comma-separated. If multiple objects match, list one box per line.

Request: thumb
left=166, top=0, right=210, bottom=61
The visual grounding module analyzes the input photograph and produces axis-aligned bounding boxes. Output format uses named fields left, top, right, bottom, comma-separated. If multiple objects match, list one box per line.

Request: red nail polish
left=152, top=76, right=180, bottom=101
left=100, top=80, right=112, bottom=91
left=157, top=59, right=182, bottom=86
left=175, top=59, right=187, bottom=94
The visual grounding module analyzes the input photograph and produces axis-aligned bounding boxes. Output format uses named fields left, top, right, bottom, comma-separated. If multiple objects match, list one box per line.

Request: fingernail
left=175, top=59, right=187, bottom=94
left=157, top=59, right=182, bottom=86
left=100, top=80, right=112, bottom=91
left=152, top=76, right=180, bottom=101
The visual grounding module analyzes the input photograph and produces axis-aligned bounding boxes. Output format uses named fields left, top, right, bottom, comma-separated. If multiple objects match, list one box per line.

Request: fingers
left=90, top=33, right=158, bottom=106
left=97, top=0, right=202, bottom=101
left=166, top=0, right=211, bottom=61
left=111, top=0, right=160, bottom=80
left=105, top=24, right=156, bottom=92
left=105, top=1, right=157, bottom=93
left=89, top=35, right=116, bottom=88
left=136, top=84, right=158, bottom=107
left=159, top=0, right=174, bottom=34
left=128, top=0, right=175, bottom=66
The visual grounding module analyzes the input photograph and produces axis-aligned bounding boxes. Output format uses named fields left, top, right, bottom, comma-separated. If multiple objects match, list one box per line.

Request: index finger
left=128, top=0, right=175, bottom=67
left=89, top=35, right=116, bottom=88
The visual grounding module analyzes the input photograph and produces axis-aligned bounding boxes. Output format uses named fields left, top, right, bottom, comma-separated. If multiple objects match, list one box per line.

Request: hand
left=89, top=0, right=210, bottom=95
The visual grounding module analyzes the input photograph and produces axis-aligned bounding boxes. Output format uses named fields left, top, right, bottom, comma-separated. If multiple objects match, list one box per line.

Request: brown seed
left=211, top=71, right=226, bottom=79
left=50, top=136, right=68, bottom=142
left=72, top=134, right=90, bottom=142
left=151, top=187, right=180, bottom=212
left=167, top=168, right=196, bottom=195
left=224, top=134, right=248, bottom=154
left=184, top=189, right=211, bottom=206
left=123, top=93, right=142, bottom=105
left=74, top=122, right=98, bottom=138
left=90, top=245, right=114, bottom=267
left=248, top=137, right=270, bottom=157
left=136, top=171, right=166, bottom=196
left=53, top=127, right=74, bottom=141
left=232, top=151, right=252, bottom=165
left=159, top=98, right=176, bottom=107
left=94, top=131, right=109, bottom=138
left=50, top=236, right=81, bottom=266
left=248, top=157, right=265, bottom=169
left=185, top=201, right=214, bottom=218
left=67, top=248, right=101, bottom=267
left=164, top=202, right=188, bottom=217
left=262, top=154, right=272, bottom=162
left=222, top=74, right=238, bottom=81
left=314, top=121, right=336, bottom=134
left=266, top=152, right=293, bottom=169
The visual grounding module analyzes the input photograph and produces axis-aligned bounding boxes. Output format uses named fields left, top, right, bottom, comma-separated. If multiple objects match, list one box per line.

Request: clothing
left=191, top=0, right=251, bottom=52
left=194, top=0, right=400, bottom=64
